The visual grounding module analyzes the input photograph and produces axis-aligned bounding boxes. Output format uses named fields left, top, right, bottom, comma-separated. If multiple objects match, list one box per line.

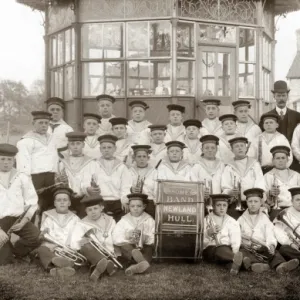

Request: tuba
left=277, top=210, right=300, bottom=249
left=43, top=233, right=87, bottom=266
left=84, top=228, right=123, bottom=269
left=204, top=179, right=213, bottom=212
left=233, top=176, right=244, bottom=211
left=206, top=213, right=221, bottom=246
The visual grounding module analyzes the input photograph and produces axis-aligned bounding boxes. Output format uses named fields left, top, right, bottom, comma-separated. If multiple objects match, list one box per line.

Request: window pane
left=65, top=30, right=71, bottom=63
left=81, top=23, right=123, bottom=59
left=217, top=53, right=231, bottom=96
left=57, top=33, right=64, bottom=65
left=82, top=62, right=124, bottom=97
left=71, top=28, right=75, bottom=61
left=176, top=61, right=194, bottom=95
left=177, top=22, right=194, bottom=58
left=239, top=63, right=255, bottom=97
left=152, top=61, right=171, bottom=95
left=150, top=21, right=171, bottom=57
left=199, top=24, right=236, bottom=44
left=128, top=22, right=148, bottom=58
left=202, top=51, right=215, bottom=96
left=51, top=69, right=63, bottom=98
left=50, top=36, right=57, bottom=67
left=64, top=65, right=75, bottom=100
left=239, top=28, right=255, bottom=62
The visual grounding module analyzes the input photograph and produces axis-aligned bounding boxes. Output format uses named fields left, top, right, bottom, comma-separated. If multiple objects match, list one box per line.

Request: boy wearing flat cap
left=129, top=145, right=158, bottom=218
left=157, top=141, right=191, bottom=181
left=249, top=113, right=292, bottom=173
left=274, top=187, right=300, bottom=263
left=83, top=113, right=102, bottom=159
left=200, top=99, right=223, bottom=137
left=37, top=187, right=80, bottom=278
left=182, top=119, right=202, bottom=165
left=127, top=101, right=152, bottom=145
left=221, top=137, right=265, bottom=216
left=217, top=114, right=239, bottom=164
left=148, top=125, right=167, bottom=168
left=232, top=100, right=261, bottom=144
left=202, top=194, right=243, bottom=275
left=96, top=94, right=116, bottom=136
left=46, top=97, right=73, bottom=149
left=0, top=143, right=40, bottom=265
left=165, top=104, right=186, bottom=143
left=238, top=188, right=299, bottom=274
left=90, top=134, right=132, bottom=222
left=70, top=195, right=117, bottom=281
left=191, top=135, right=225, bottom=199
left=112, top=193, right=155, bottom=276
left=264, top=146, right=300, bottom=220
left=110, top=117, right=133, bottom=166
left=16, top=111, right=58, bottom=215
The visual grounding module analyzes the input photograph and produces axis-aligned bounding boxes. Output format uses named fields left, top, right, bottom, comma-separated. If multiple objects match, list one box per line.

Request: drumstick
left=155, top=159, right=162, bottom=170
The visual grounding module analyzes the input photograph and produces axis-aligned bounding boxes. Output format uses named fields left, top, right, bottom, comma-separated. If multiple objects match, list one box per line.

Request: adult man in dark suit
left=260, top=80, right=300, bottom=171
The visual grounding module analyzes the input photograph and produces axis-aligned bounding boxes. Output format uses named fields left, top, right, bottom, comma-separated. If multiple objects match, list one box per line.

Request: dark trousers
left=240, top=248, right=285, bottom=269
left=145, top=200, right=155, bottom=219
left=104, top=200, right=124, bottom=222
left=71, top=196, right=85, bottom=218
left=31, top=172, right=55, bottom=213
left=80, top=243, right=105, bottom=267
left=279, top=245, right=300, bottom=260
left=202, top=245, right=234, bottom=264
left=119, top=243, right=153, bottom=264
left=37, top=245, right=56, bottom=270
left=0, top=216, right=41, bottom=265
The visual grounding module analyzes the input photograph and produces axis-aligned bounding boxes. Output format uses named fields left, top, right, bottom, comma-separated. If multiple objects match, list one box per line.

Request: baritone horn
left=204, top=179, right=213, bottom=212
left=43, top=233, right=87, bottom=266
left=241, top=234, right=270, bottom=262
left=84, top=228, right=123, bottom=269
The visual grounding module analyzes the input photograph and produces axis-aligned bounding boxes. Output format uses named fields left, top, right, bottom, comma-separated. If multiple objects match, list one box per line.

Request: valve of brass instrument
left=88, top=174, right=101, bottom=195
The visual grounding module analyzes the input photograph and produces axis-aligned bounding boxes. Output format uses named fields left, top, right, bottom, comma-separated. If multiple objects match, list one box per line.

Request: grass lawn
left=0, top=260, right=300, bottom=300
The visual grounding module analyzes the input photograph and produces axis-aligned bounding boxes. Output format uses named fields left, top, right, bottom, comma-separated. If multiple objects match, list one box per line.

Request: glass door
left=198, top=46, right=236, bottom=115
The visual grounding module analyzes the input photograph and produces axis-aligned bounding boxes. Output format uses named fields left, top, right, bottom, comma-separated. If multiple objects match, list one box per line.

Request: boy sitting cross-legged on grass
left=238, top=188, right=299, bottom=274
left=70, top=195, right=117, bottom=281
left=202, top=194, right=243, bottom=275
left=37, top=187, right=80, bottom=278
left=112, top=193, right=155, bottom=276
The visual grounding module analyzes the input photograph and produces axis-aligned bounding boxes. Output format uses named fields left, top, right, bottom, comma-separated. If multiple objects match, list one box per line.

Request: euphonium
left=43, top=233, right=87, bottom=266
left=277, top=210, right=300, bottom=249
left=84, top=228, right=123, bottom=269
left=270, top=174, right=280, bottom=210
left=206, top=213, right=221, bottom=246
left=241, top=234, right=270, bottom=262
left=204, top=179, right=213, bottom=212
left=233, top=176, right=244, bottom=211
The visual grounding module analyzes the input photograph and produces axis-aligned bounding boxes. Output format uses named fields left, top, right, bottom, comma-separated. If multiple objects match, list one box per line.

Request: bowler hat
left=271, top=81, right=290, bottom=93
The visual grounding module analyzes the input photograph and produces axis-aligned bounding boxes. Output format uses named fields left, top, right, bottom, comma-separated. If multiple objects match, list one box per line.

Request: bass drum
left=153, top=180, right=205, bottom=262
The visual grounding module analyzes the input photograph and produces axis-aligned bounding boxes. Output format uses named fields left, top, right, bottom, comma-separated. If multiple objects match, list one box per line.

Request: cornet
left=206, top=213, right=221, bottom=246
left=84, top=229, right=123, bottom=269
left=204, top=179, right=213, bottom=212
left=91, top=174, right=99, bottom=188
left=233, top=176, right=244, bottom=211
left=132, top=175, right=145, bottom=193
left=43, top=233, right=87, bottom=266
left=270, top=174, right=280, bottom=210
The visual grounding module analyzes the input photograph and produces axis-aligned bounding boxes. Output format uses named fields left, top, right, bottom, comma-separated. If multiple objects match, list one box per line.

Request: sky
left=0, top=0, right=299, bottom=87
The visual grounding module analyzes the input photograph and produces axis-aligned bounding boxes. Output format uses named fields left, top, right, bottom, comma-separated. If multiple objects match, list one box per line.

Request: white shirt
left=275, top=106, right=287, bottom=116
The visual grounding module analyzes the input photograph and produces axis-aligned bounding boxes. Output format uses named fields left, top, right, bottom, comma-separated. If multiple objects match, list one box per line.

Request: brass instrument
left=241, top=234, right=271, bottom=262
left=233, top=176, right=244, bottom=211
left=132, top=175, right=145, bottom=193
left=0, top=206, right=32, bottom=249
left=277, top=210, right=300, bottom=249
left=270, top=174, right=280, bottom=210
left=84, top=228, right=123, bottom=269
left=204, top=179, right=213, bottom=212
left=91, top=174, right=99, bottom=188
left=206, top=213, right=221, bottom=246
left=36, top=182, right=64, bottom=195
left=55, top=167, right=70, bottom=188
left=43, top=233, right=87, bottom=266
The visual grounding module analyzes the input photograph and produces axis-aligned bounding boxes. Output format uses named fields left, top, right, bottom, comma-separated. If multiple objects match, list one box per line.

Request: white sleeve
left=274, top=222, right=291, bottom=246
left=112, top=219, right=129, bottom=246
left=281, top=136, right=293, bottom=167
left=229, top=220, right=241, bottom=253
left=21, top=174, right=38, bottom=219
left=69, top=222, right=86, bottom=251
left=190, top=165, right=200, bottom=182
left=292, top=125, right=300, bottom=161
left=120, top=166, right=133, bottom=204
left=265, top=220, right=277, bottom=249
left=253, top=162, right=266, bottom=190
left=221, top=165, right=233, bottom=194
left=212, top=164, right=224, bottom=194
left=16, top=139, right=33, bottom=175
left=144, top=218, right=155, bottom=245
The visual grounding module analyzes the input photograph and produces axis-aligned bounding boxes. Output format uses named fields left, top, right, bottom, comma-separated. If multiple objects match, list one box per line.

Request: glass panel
left=177, top=22, right=194, bottom=58
left=51, top=69, right=63, bottom=98
left=128, top=61, right=150, bottom=96
left=202, top=51, right=215, bottom=96
left=217, top=53, right=231, bottom=96
left=263, top=35, right=272, bottom=69
left=51, top=36, right=57, bottom=67
left=199, top=24, right=236, bottom=44
left=57, top=33, right=64, bottom=65
left=128, top=22, right=148, bottom=58
left=152, top=61, right=171, bottom=95
left=239, top=63, right=255, bottom=97
left=262, top=69, right=270, bottom=102
left=81, top=23, right=123, bottom=59
left=82, top=62, right=124, bottom=97
left=239, top=28, right=255, bottom=62
left=65, top=30, right=71, bottom=63
left=150, top=21, right=171, bottom=57
left=71, top=28, right=75, bottom=61
left=64, top=65, right=75, bottom=100
left=176, top=61, right=194, bottom=95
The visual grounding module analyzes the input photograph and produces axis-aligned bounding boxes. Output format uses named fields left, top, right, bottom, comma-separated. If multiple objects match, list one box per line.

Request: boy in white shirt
left=0, top=144, right=40, bottom=265
left=239, top=188, right=298, bottom=274
left=83, top=113, right=102, bottom=159
left=202, top=194, right=243, bottom=275
left=164, top=104, right=186, bottom=143
left=112, top=193, right=155, bottom=276
left=148, top=125, right=167, bottom=167
left=127, top=101, right=152, bottom=145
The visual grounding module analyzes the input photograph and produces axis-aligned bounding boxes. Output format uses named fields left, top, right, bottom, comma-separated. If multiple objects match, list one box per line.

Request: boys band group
left=2, top=79, right=300, bottom=279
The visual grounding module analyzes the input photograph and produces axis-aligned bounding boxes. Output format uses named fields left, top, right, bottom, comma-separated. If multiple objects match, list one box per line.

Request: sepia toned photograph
left=0, top=0, right=300, bottom=299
